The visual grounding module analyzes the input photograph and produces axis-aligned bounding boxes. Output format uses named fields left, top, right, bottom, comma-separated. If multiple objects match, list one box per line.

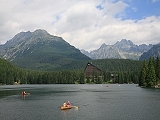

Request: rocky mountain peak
left=5, top=31, right=31, bottom=47
left=81, top=39, right=153, bottom=60
left=4, top=29, right=60, bottom=48
left=0, top=29, right=91, bottom=70
left=100, top=43, right=107, bottom=48
left=33, top=29, right=50, bottom=36
left=114, top=39, right=134, bottom=47
left=114, top=39, right=136, bottom=52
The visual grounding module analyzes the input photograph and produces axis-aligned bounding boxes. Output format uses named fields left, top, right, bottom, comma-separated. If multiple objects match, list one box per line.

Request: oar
left=71, top=106, right=78, bottom=108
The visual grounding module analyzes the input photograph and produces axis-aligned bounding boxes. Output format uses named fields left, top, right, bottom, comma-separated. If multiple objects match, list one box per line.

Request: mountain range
left=139, top=43, right=160, bottom=60
left=81, top=39, right=153, bottom=60
left=0, top=29, right=159, bottom=71
left=0, top=29, right=91, bottom=71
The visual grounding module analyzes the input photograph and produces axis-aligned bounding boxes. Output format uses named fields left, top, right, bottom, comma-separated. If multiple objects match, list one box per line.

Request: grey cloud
left=0, top=0, right=160, bottom=51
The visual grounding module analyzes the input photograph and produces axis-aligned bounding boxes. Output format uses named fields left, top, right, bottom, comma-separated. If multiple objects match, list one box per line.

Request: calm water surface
left=0, top=84, right=160, bottom=120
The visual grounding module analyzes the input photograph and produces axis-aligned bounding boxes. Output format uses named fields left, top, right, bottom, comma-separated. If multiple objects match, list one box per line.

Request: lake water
left=0, top=84, right=160, bottom=120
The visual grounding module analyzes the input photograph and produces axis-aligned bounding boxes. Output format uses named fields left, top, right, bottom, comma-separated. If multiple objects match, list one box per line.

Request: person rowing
left=22, top=91, right=26, bottom=95
left=62, top=101, right=71, bottom=107
left=67, top=101, right=71, bottom=107
left=63, top=102, right=67, bottom=107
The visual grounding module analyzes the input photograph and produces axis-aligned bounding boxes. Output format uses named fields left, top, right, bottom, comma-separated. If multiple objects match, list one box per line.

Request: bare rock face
left=81, top=39, right=153, bottom=60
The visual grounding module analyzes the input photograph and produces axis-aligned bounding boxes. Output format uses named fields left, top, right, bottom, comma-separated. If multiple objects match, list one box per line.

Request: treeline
left=91, top=59, right=142, bottom=72
left=0, top=58, right=143, bottom=85
left=0, top=58, right=20, bottom=85
left=102, top=70, right=139, bottom=84
left=0, top=58, right=86, bottom=84
left=139, top=57, right=160, bottom=87
left=91, top=59, right=142, bottom=84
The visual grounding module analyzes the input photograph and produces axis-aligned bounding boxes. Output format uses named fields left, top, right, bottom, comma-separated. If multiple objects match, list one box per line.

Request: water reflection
left=22, top=95, right=25, bottom=100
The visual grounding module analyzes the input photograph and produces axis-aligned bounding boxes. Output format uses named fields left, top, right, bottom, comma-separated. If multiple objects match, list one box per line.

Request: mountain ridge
left=0, top=29, right=91, bottom=71
left=0, top=29, right=159, bottom=71
left=81, top=39, right=153, bottom=60
left=139, top=43, right=160, bottom=60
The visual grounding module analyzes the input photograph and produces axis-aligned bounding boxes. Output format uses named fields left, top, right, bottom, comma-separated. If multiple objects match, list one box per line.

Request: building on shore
left=84, top=62, right=102, bottom=78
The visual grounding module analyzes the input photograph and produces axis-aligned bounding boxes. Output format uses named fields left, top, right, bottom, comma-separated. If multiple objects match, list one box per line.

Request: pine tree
left=86, top=77, right=90, bottom=83
left=79, top=70, right=85, bottom=84
left=103, top=71, right=107, bottom=83
left=139, top=60, right=148, bottom=86
left=155, top=57, right=160, bottom=84
left=146, top=57, right=156, bottom=87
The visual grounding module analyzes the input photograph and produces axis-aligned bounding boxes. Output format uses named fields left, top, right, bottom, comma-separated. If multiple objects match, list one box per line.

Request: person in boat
left=22, top=91, right=26, bottom=95
left=63, top=102, right=67, bottom=107
left=67, top=101, right=71, bottom=106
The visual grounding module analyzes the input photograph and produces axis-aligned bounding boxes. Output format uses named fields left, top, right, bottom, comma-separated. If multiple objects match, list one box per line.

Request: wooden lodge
left=84, top=62, right=102, bottom=78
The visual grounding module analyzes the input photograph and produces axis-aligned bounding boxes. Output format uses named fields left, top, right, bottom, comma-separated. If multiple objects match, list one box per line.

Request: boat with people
left=61, top=101, right=71, bottom=110
left=21, top=91, right=30, bottom=96
left=60, top=105, right=72, bottom=110
left=60, top=101, right=78, bottom=110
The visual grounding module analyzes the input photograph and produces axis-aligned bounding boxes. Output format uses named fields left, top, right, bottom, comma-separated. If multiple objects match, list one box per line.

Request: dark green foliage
left=0, top=58, right=87, bottom=84
left=155, top=57, right=160, bottom=83
left=90, top=59, right=141, bottom=84
left=0, top=57, right=147, bottom=85
left=0, top=58, right=26, bottom=85
left=146, top=57, right=156, bottom=87
left=139, top=60, right=148, bottom=86
left=139, top=57, right=160, bottom=87
left=86, top=77, right=90, bottom=84
left=91, top=59, right=141, bottom=72
left=79, top=70, right=85, bottom=84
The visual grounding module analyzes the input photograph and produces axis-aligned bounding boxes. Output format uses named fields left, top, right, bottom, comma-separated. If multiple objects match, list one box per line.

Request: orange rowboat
left=60, top=105, right=78, bottom=110
left=60, top=106, right=72, bottom=110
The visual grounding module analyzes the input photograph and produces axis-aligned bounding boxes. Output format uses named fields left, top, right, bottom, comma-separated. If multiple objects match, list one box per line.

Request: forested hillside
left=0, top=58, right=85, bottom=84
left=91, top=59, right=141, bottom=72
left=0, top=58, right=144, bottom=85
left=0, top=58, right=21, bottom=85
left=89, top=59, right=142, bottom=84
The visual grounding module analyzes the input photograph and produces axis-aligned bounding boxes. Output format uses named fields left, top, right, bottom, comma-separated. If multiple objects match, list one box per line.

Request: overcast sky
left=0, top=0, right=160, bottom=51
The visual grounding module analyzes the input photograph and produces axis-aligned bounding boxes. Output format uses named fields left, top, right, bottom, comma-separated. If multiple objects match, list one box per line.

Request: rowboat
left=60, top=105, right=78, bottom=110
left=60, top=106, right=72, bottom=110
left=22, top=93, right=30, bottom=96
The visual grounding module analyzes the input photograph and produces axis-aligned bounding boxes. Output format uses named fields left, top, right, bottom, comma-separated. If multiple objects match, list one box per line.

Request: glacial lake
left=0, top=84, right=160, bottom=120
